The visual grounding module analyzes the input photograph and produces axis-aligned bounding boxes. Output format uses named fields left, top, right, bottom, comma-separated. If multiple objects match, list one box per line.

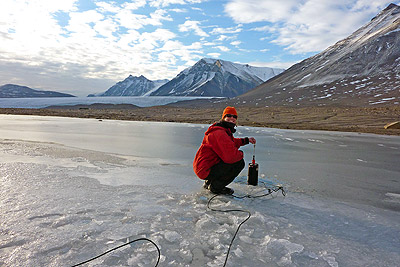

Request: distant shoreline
left=1, top=105, right=399, bottom=136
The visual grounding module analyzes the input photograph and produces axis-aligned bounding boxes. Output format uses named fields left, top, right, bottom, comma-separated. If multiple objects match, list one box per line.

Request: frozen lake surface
left=0, top=96, right=212, bottom=109
left=0, top=115, right=399, bottom=266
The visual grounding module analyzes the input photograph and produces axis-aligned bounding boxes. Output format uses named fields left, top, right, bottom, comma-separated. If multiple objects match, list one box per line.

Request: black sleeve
left=242, top=137, right=249, bottom=145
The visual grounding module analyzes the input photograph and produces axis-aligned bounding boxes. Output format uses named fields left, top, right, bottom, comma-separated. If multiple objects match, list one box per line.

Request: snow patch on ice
left=321, top=252, right=339, bottom=267
left=163, top=230, right=182, bottom=243
left=384, top=193, right=400, bottom=204
left=262, top=237, right=304, bottom=266
left=308, top=139, right=325, bottom=143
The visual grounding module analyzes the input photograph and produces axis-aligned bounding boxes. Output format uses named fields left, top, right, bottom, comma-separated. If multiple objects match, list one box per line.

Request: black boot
left=203, top=180, right=211, bottom=189
left=210, top=186, right=234, bottom=195
left=220, top=187, right=234, bottom=195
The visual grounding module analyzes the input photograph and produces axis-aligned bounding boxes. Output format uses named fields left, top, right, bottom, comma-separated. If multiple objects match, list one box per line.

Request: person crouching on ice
left=193, top=106, right=256, bottom=195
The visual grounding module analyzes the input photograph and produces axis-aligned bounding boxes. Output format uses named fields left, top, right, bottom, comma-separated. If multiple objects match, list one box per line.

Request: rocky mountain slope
left=0, top=84, right=75, bottom=98
left=150, top=58, right=284, bottom=97
left=233, top=3, right=400, bottom=107
left=88, top=75, right=168, bottom=97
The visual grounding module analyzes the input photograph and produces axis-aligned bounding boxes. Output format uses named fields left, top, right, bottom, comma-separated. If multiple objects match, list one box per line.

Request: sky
left=0, top=0, right=398, bottom=96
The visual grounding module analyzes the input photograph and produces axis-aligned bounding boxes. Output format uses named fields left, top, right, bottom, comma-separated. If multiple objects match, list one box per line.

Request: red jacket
left=193, top=122, right=247, bottom=179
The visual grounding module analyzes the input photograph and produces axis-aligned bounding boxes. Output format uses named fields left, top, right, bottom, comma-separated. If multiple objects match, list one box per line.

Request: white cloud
left=158, top=51, right=178, bottom=64
left=217, top=35, right=228, bottom=41
left=225, top=0, right=299, bottom=23
left=93, top=18, right=119, bottom=39
left=215, top=46, right=230, bottom=52
left=158, top=40, right=204, bottom=64
left=0, top=0, right=76, bottom=59
left=179, top=20, right=209, bottom=37
left=115, top=10, right=147, bottom=30
left=225, top=0, right=395, bottom=53
left=169, top=8, right=188, bottom=13
left=96, top=2, right=122, bottom=13
left=122, top=0, right=147, bottom=10
left=186, top=41, right=203, bottom=50
left=191, top=7, right=203, bottom=11
left=117, top=30, right=141, bottom=47
left=0, top=0, right=215, bottom=96
left=149, top=9, right=173, bottom=24
left=66, top=10, right=104, bottom=36
left=149, top=0, right=205, bottom=8
left=207, top=52, right=221, bottom=58
left=0, top=0, right=206, bottom=95
left=221, top=35, right=238, bottom=42
left=202, top=41, right=217, bottom=46
left=5, top=0, right=78, bottom=14
left=136, top=29, right=177, bottom=52
left=252, top=25, right=272, bottom=32
left=210, top=24, right=242, bottom=35
left=115, top=9, right=171, bottom=30
left=230, top=40, right=241, bottom=46
left=160, top=40, right=185, bottom=51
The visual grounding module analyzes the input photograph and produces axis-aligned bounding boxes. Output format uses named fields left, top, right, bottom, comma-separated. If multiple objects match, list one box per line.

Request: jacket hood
left=205, top=121, right=236, bottom=136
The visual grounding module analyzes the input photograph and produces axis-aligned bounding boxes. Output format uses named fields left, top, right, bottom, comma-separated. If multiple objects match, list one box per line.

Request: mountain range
left=231, top=3, right=400, bottom=107
left=0, top=84, right=75, bottom=98
left=89, top=59, right=284, bottom=98
left=88, top=75, right=169, bottom=97
left=150, top=58, right=284, bottom=97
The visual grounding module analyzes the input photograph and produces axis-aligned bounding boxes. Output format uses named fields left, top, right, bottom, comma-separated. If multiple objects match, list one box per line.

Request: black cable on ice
left=234, top=184, right=286, bottom=199
left=207, top=194, right=251, bottom=267
left=71, top=237, right=160, bottom=267
left=207, top=184, right=286, bottom=266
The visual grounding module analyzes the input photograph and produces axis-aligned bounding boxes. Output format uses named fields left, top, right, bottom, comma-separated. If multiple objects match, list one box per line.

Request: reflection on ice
left=0, top=115, right=400, bottom=266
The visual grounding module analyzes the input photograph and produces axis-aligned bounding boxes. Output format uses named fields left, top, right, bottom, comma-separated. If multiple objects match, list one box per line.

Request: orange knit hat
left=222, top=106, right=238, bottom=119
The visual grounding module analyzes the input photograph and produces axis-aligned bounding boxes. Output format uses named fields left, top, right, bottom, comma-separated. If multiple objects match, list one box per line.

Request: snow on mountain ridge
left=142, top=79, right=170, bottom=96
left=151, top=58, right=285, bottom=97
left=90, top=75, right=169, bottom=97
left=348, top=4, right=400, bottom=46
left=202, top=58, right=283, bottom=82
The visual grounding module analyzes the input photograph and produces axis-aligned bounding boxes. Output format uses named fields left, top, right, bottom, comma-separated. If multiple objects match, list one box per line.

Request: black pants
left=206, top=159, right=245, bottom=192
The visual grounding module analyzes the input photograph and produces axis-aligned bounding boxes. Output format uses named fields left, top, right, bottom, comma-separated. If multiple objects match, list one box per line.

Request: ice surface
left=0, top=115, right=399, bottom=266
left=0, top=96, right=209, bottom=109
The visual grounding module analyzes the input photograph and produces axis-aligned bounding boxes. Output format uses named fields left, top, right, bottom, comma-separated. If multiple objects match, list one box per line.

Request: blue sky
left=0, top=0, right=397, bottom=96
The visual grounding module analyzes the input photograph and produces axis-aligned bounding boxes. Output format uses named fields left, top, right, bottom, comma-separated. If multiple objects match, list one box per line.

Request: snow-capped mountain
left=235, top=3, right=400, bottom=107
left=88, top=75, right=168, bottom=97
left=150, top=58, right=284, bottom=97
left=0, top=84, right=75, bottom=98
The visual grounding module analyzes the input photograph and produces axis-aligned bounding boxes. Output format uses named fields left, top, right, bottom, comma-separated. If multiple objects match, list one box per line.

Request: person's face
left=223, top=114, right=237, bottom=125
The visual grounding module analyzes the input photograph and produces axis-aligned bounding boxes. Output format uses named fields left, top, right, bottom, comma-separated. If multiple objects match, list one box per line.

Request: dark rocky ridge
left=0, top=84, right=75, bottom=98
